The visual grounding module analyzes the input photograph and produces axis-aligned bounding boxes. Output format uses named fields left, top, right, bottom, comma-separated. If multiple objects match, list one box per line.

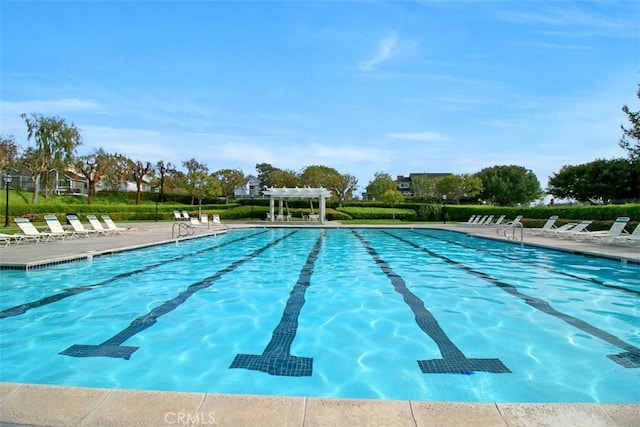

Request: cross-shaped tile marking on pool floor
left=59, top=231, right=297, bottom=360
left=353, top=231, right=511, bottom=375
left=385, top=230, right=640, bottom=369
left=229, top=231, right=325, bottom=376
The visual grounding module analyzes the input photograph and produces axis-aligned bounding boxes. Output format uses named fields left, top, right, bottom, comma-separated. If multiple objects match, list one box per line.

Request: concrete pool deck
left=1, top=221, right=638, bottom=426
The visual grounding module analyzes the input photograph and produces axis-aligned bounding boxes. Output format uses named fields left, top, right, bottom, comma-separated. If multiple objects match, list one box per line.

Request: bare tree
left=75, top=149, right=112, bottom=204
left=21, top=113, right=83, bottom=198
left=132, top=160, right=152, bottom=205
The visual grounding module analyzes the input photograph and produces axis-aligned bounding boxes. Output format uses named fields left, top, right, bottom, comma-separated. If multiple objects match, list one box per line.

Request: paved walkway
left=0, top=221, right=638, bottom=426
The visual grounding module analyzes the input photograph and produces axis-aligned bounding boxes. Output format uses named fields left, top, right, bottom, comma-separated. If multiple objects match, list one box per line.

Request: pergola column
left=319, top=195, right=326, bottom=223
left=269, top=196, right=275, bottom=222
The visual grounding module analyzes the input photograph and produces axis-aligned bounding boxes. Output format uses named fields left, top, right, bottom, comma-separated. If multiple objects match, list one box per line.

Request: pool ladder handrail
left=172, top=222, right=195, bottom=239
left=503, top=222, right=523, bottom=241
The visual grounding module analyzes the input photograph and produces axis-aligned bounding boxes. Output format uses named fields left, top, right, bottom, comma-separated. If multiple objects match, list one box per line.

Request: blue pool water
left=0, top=228, right=638, bottom=402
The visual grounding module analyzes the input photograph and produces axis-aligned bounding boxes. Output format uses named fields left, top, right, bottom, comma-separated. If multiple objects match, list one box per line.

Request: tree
left=183, top=158, right=209, bottom=205
left=620, top=83, right=640, bottom=161
left=0, top=134, right=19, bottom=172
left=104, top=153, right=133, bottom=191
left=476, top=165, right=542, bottom=206
left=365, top=171, right=396, bottom=200
left=548, top=159, right=637, bottom=203
left=214, top=168, right=245, bottom=203
left=432, top=174, right=483, bottom=204
left=382, top=189, right=404, bottom=220
left=331, top=173, right=358, bottom=207
left=195, top=174, right=221, bottom=213
left=270, top=169, right=299, bottom=187
left=155, top=160, right=176, bottom=202
left=75, top=149, right=113, bottom=204
left=255, top=163, right=279, bottom=189
left=299, top=165, right=339, bottom=188
left=17, top=147, right=47, bottom=204
left=132, top=160, right=152, bottom=205
left=21, top=113, right=83, bottom=198
left=409, top=175, right=431, bottom=199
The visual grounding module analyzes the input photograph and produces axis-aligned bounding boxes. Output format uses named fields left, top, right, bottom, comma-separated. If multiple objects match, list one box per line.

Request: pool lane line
left=59, top=231, right=297, bottom=360
left=230, top=230, right=325, bottom=376
left=411, top=230, right=640, bottom=298
left=0, top=230, right=270, bottom=320
left=353, top=230, right=510, bottom=375
left=382, top=231, right=640, bottom=369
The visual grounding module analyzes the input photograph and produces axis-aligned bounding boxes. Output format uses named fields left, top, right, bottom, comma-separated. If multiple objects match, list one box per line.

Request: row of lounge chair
left=459, top=214, right=639, bottom=245
left=530, top=216, right=639, bottom=245
left=1, top=215, right=134, bottom=246
left=173, top=210, right=223, bottom=226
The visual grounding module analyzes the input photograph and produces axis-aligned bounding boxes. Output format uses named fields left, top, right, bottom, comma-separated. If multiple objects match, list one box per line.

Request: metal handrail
left=503, top=222, right=524, bottom=241
left=172, top=222, right=195, bottom=239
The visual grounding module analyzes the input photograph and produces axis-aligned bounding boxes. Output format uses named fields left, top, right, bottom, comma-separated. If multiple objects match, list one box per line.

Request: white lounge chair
left=173, top=210, right=183, bottom=220
left=0, top=232, right=26, bottom=246
left=527, top=215, right=559, bottom=235
left=181, top=211, right=190, bottom=220
left=573, top=217, right=630, bottom=242
left=477, top=215, right=494, bottom=226
left=86, top=215, right=116, bottom=236
left=458, top=215, right=476, bottom=225
left=490, top=215, right=506, bottom=226
left=101, top=215, right=135, bottom=234
left=66, top=215, right=105, bottom=237
left=44, top=215, right=77, bottom=239
left=549, top=220, right=593, bottom=239
left=472, top=215, right=488, bottom=225
left=612, top=223, right=640, bottom=246
left=190, top=216, right=204, bottom=226
left=541, top=222, right=577, bottom=236
left=14, top=218, right=62, bottom=242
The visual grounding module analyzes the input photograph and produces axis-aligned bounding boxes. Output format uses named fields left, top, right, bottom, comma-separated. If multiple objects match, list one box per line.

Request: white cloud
left=388, top=131, right=450, bottom=142
left=1, top=98, right=101, bottom=114
left=358, top=32, right=400, bottom=71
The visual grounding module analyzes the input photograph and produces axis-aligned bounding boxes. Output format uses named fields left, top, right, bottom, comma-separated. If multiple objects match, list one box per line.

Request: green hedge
left=337, top=207, right=417, bottom=221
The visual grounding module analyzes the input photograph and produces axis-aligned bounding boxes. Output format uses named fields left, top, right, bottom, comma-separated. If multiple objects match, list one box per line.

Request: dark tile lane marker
left=384, top=230, right=640, bottom=369
left=0, top=230, right=270, bottom=319
left=353, top=231, right=510, bottom=375
left=412, top=229, right=640, bottom=298
left=59, top=231, right=296, bottom=360
left=229, top=230, right=325, bottom=376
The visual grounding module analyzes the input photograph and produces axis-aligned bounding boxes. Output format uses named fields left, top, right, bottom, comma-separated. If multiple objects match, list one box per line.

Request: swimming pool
left=0, top=228, right=638, bottom=403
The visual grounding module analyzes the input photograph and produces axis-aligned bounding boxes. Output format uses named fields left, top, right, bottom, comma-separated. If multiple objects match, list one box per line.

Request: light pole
left=4, top=175, right=13, bottom=227
left=442, top=194, right=447, bottom=224
left=154, top=187, right=160, bottom=222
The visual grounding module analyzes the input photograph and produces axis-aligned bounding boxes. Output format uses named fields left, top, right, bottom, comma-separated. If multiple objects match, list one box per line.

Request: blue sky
left=1, top=0, right=639, bottom=195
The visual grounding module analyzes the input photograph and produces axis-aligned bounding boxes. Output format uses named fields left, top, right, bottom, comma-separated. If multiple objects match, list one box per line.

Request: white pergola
left=262, top=187, right=332, bottom=223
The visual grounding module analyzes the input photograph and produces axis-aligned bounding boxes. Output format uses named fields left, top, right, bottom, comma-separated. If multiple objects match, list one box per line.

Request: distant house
left=8, top=167, right=152, bottom=195
left=234, top=175, right=261, bottom=198
left=396, top=172, right=452, bottom=197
